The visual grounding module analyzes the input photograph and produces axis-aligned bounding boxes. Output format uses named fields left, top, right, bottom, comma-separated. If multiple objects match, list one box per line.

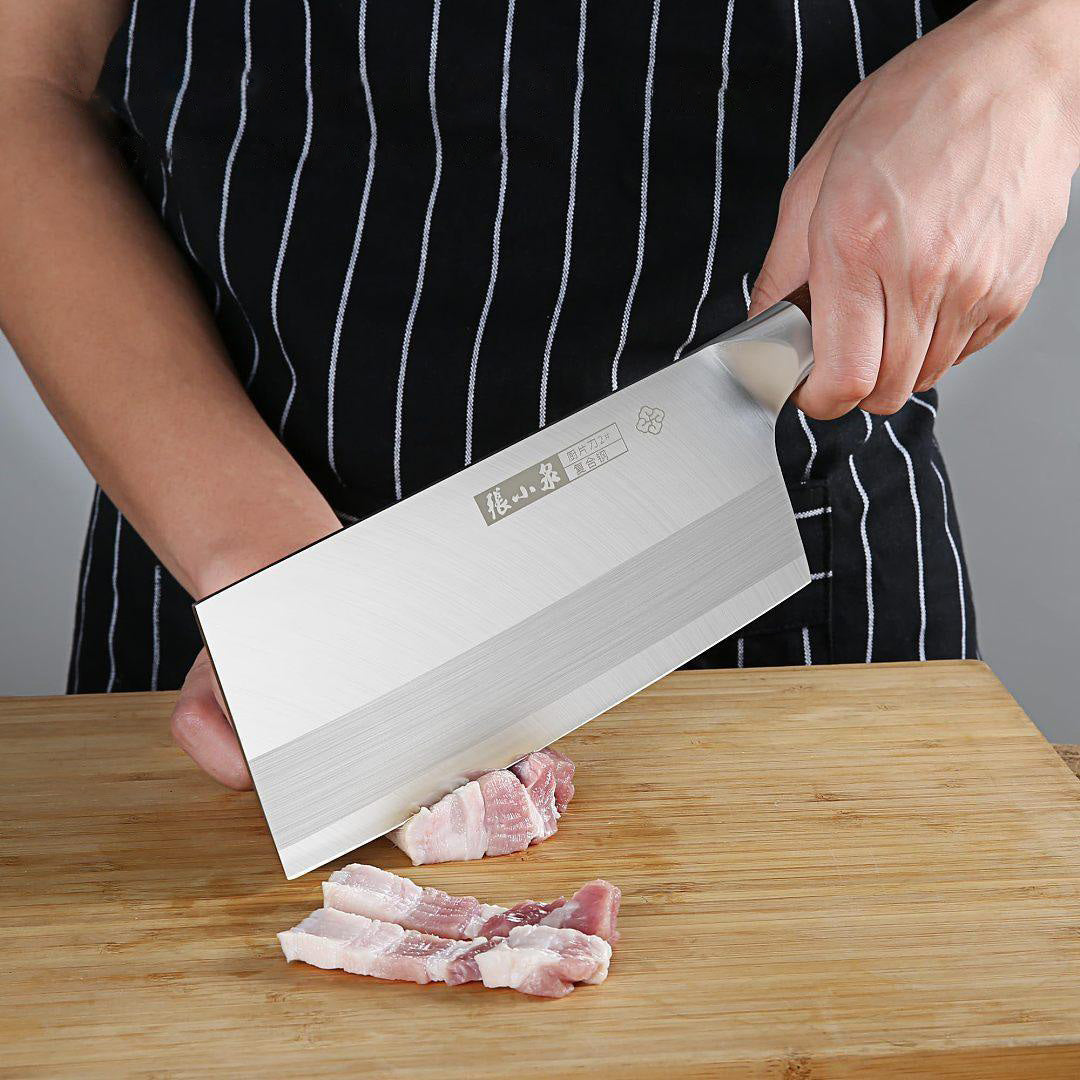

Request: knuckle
left=828, top=367, right=878, bottom=403
left=907, top=250, right=946, bottom=304
left=954, top=271, right=996, bottom=314
left=827, top=203, right=892, bottom=267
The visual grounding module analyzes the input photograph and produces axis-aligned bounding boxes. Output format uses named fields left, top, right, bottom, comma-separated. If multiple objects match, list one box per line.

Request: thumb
left=748, top=159, right=826, bottom=318
left=749, top=175, right=816, bottom=316
left=170, top=648, right=252, bottom=790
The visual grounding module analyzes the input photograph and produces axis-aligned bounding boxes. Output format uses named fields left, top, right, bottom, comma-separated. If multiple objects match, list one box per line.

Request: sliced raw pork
left=323, top=864, right=620, bottom=942
left=476, top=925, right=611, bottom=998
left=323, top=864, right=503, bottom=939
left=388, top=748, right=577, bottom=865
left=279, top=907, right=611, bottom=997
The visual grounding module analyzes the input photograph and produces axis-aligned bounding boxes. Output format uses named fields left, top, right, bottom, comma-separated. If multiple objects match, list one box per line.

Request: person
left=1, top=1, right=1075, bottom=788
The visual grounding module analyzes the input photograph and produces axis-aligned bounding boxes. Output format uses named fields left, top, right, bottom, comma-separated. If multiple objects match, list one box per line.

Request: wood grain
left=4, top=660, right=1080, bottom=1078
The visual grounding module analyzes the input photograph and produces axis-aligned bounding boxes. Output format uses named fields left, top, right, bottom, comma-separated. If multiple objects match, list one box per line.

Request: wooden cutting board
left=5, top=660, right=1080, bottom=1078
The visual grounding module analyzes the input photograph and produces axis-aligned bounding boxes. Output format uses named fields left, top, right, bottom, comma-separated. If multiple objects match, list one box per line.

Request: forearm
left=0, top=78, right=339, bottom=598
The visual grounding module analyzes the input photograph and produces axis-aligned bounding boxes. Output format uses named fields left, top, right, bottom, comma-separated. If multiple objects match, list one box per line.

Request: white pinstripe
left=465, top=0, right=516, bottom=466
left=123, top=0, right=145, bottom=140
left=71, top=487, right=102, bottom=693
left=538, top=0, right=588, bottom=429
left=798, top=410, right=817, bottom=483
left=610, top=0, right=661, bottom=392
left=788, top=0, right=803, bottom=179
left=795, top=506, right=831, bottom=520
left=106, top=511, right=123, bottom=694
left=159, top=161, right=170, bottom=219
left=327, top=0, right=378, bottom=484
left=270, top=0, right=314, bottom=438
left=737, top=637, right=744, bottom=668
left=219, top=0, right=260, bottom=388
left=915, top=0, right=924, bottom=39
left=802, top=625, right=812, bottom=665
left=740, top=271, right=751, bottom=313
left=847, top=0, right=866, bottom=82
left=165, top=0, right=197, bottom=171
left=809, top=570, right=833, bottom=581
left=394, top=0, right=443, bottom=501
left=151, top=564, right=163, bottom=691
left=848, top=454, right=874, bottom=662
left=885, top=420, right=927, bottom=661
left=674, top=0, right=734, bottom=362
left=932, top=460, right=967, bottom=659
left=909, top=394, right=937, bottom=417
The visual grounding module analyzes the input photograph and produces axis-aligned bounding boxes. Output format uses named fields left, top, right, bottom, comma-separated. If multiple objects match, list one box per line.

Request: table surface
left=5, top=660, right=1080, bottom=1078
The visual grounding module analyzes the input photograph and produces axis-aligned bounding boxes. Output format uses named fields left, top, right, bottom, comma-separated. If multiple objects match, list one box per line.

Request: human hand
left=169, top=647, right=251, bottom=789
left=749, top=0, right=1079, bottom=419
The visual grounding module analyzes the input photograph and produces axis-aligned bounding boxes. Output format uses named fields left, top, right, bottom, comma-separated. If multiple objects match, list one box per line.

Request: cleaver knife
left=195, top=287, right=815, bottom=878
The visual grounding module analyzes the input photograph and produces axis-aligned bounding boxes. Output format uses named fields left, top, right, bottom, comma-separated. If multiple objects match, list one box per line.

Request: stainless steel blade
left=195, top=299, right=813, bottom=878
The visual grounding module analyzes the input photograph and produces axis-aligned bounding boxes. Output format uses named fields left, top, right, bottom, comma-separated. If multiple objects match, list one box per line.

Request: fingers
left=170, top=649, right=252, bottom=790
left=859, top=283, right=936, bottom=415
left=793, top=220, right=884, bottom=419
left=914, top=299, right=974, bottom=392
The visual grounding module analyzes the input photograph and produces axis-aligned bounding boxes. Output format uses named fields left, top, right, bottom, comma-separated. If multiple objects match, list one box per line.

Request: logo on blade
left=637, top=406, right=665, bottom=434
left=475, top=422, right=628, bottom=525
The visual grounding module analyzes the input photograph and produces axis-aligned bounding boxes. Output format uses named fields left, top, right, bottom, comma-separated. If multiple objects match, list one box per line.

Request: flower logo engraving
left=637, top=405, right=665, bottom=435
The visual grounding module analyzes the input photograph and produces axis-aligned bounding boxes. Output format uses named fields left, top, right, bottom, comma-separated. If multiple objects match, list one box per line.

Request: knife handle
left=782, top=283, right=812, bottom=324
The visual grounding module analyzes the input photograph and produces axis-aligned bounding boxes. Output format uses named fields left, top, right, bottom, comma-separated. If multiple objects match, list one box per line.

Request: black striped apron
left=69, top=0, right=977, bottom=694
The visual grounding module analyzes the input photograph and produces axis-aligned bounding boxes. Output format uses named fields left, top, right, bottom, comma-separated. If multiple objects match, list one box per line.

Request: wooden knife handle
left=783, top=283, right=812, bottom=323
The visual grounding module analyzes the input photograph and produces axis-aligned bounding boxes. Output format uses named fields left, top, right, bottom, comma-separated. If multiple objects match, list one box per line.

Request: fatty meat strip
left=324, top=864, right=621, bottom=942
left=388, top=748, right=576, bottom=865
left=279, top=907, right=611, bottom=998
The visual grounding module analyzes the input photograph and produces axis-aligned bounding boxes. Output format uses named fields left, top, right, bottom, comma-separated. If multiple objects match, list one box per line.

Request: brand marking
left=475, top=422, right=627, bottom=525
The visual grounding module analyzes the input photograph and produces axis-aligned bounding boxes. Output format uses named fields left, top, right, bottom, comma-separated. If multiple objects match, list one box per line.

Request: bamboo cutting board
left=5, top=660, right=1080, bottom=1078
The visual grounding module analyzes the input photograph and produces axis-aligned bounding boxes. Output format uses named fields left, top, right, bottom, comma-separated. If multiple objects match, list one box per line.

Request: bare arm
left=0, top=1, right=340, bottom=784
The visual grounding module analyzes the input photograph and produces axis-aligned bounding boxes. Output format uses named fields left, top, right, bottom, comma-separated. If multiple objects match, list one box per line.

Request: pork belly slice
left=388, top=779, right=487, bottom=865
left=508, top=752, right=560, bottom=840
left=475, top=925, right=611, bottom=998
left=538, top=747, right=576, bottom=815
left=279, top=907, right=480, bottom=986
left=279, top=908, right=610, bottom=997
left=324, top=864, right=621, bottom=943
left=537, top=878, right=621, bottom=943
left=388, top=748, right=576, bottom=865
left=477, top=768, right=545, bottom=856
left=323, top=863, right=502, bottom=939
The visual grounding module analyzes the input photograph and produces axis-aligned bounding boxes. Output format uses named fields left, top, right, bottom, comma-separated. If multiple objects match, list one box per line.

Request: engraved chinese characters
left=475, top=423, right=628, bottom=525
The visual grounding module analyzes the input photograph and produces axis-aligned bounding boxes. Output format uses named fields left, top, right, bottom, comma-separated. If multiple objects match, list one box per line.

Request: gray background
left=2, top=174, right=1077, bottom=739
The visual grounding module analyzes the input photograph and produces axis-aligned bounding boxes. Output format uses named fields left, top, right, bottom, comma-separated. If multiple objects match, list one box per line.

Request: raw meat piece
left=323, top=864, right=502, bottom=939
left=387, top=748, right=577, bottom=865
left=509, top=752, right=559, bottom=840
left=388, top=779, right=487, bottom=864
left=279, top=907, right=479, bottom=985
left=539, top=747, right=577, bottom=814
left=324, top=864, right=621, bottom=943
left=475, top=925, right=611, bottom=998
left=477, top=769, right=544, bottom=856
left=477, top=898, right=565, bottom=938
left=279, top=908, right=611, bottom=997
left=538, top=879, right=622, bottom=943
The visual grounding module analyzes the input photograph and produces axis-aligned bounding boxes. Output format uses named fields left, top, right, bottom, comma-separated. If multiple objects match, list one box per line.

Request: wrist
left=191, top=504, right=343, bottom=599
left=987, top=0, right=1080, bottom=152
